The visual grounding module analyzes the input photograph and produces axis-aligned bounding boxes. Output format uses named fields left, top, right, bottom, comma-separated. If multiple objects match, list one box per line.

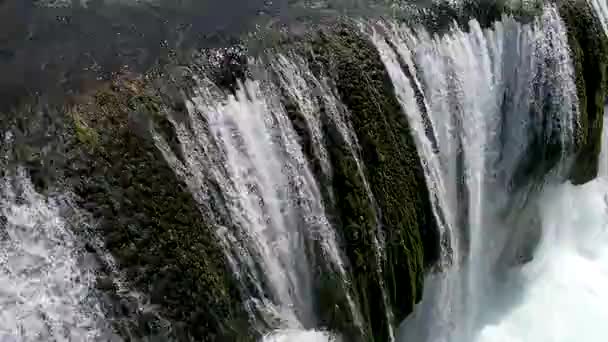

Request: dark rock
left=559, top=0, right=608, bottom=184
left=96, top=276, right=117, bottom=292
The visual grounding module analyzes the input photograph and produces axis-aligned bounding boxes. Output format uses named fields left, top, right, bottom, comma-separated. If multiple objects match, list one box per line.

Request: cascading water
left=589, top=0, right=608, bottom=33
left=371, top=3, right=608, bottom=342
left=154, top=3, right=608, bottom=340
left=3, top=1, right=608, bottom=341
left=155, top=55, right=375, bottom=341
left=474, top=113, right=608, bottom=342
left=0, top=169, right=108, bottom=341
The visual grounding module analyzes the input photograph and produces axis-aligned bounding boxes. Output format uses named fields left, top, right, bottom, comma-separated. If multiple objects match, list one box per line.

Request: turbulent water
left=160, top=4, right=607, bottom=341
left=473, top=106, right=608, bottom=342
left=156, top=56, right=370, bottom=341
left=372, top=3, right=608, bottom=342
left=476, top=154, right=608, bottom=342
left=0, top=170, right=108, bottom=341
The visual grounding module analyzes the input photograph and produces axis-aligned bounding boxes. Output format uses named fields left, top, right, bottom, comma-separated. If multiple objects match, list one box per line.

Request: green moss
left=72, top=113, right=99, bottom=147
left=559, top=0, right=608, bottom=184
left=66, top=77, right=251, bottom=341
left=308, top=25, right=439, bottom=341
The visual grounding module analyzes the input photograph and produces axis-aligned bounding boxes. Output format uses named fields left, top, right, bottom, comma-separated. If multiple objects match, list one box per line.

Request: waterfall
left=185, top=77, right=331, bottom=327
left=370, top=4, right=578, bottom=341
left=473, top=108, right=608, bottom=342
left=0, top=169, right=108, bottom=341
left=154, top=54, right=376, bottom=340
left=589, top=0, right=608, bottom=33
left=3, top=1, right=608, bottom=341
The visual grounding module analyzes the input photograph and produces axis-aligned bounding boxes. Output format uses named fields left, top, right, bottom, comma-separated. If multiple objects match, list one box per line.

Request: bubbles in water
left=0, top=172, right=105, bottom=341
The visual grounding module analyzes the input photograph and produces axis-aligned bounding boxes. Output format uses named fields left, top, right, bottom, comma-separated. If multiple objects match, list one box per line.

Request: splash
left=476, top=175, right=608, bottom=342
left=0, top=171, right=106, bottom=341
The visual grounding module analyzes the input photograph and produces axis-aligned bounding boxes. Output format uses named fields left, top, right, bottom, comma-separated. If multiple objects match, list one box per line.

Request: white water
left=262, top=329, right=337, bottom=342
left=475, top=107, right=608, bottom=342
left=589, top=0, right=608, bottom=34
left=476, top=163, right=608, bottom=342
left=150, top=3, right=608, bottom=341
left=371, top=4, right=593, bottom=342
left=0, top=170, right=105, bottom=341
left=156, top=56, right=368, bottom=341
left=198, top=77, right=325, bottom=327
left=368, top=2, right=608, bottom=341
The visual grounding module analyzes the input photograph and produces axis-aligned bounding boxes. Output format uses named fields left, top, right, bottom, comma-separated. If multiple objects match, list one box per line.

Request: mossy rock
left=65, top=75, right=252, bottom=341
left=559, top=0, right=608, bottom=184
left=306, top=25, right=439, bottom=341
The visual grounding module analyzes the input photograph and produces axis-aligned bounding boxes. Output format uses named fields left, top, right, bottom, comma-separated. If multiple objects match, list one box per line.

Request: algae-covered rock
left=559, top=0, right=608, bottom=184
left=308, top=25, right=439, bottom=341
left=65, top=74, right=251, bottom=341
